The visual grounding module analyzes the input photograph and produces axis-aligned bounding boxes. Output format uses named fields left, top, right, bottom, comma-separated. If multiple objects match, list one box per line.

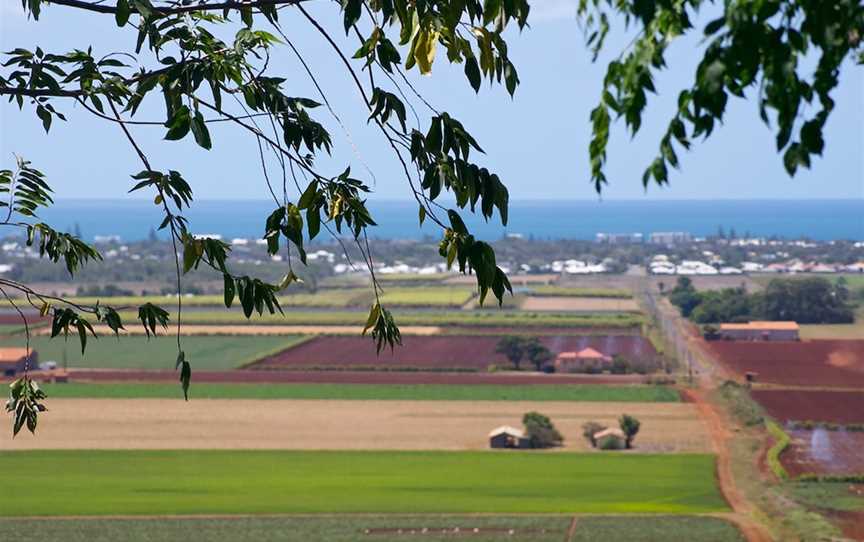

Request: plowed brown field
left=752, top=390, right=864, bottom=424
left=704, top=340, right=864, bottom=387
left=250, top=335, right=658, bottom=371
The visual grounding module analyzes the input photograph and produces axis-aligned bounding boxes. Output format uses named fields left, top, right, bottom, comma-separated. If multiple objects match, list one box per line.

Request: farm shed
left=593, top=427, right=627, bottom=449
left=489, top=426, right=529, bottom=449
left=554, top=348, right=612, bottom=373
left=719, top=321, right=799, bottom=341
left=0, top=347, right=37, bottom=377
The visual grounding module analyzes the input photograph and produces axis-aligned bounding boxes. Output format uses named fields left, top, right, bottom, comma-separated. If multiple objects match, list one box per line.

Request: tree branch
left=42, top=0, right=304, bottom=16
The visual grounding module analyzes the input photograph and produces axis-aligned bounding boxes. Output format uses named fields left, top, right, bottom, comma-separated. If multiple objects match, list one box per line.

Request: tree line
left=668, top=276, right=856, bottom=324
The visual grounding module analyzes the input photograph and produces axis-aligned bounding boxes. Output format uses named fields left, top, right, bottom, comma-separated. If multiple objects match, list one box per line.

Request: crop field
left=704, top=339, right=864, bottom=387
left=521, top=296, right=641, bottom=312
left=0, top=335, right=307, bottom=370
left=752, top=390, right=864, bottom=424
left=781, top=429, right=864, bottom=477
left=2, top=399, right=707, bottom=452
left=523, top=286, right=632, bottom=298
left=378, top=287, right=477, bottom=307
left=113, top=309, right=644, bottom=328
left=0, top=516, right=745, bottom=542
left=38, top=382, right=681, bottom=402
left=54, top=368, right=653, bottom=385
left=250, top=335, right=658, bottom=371
left=0, top=450, right=727, bottom=515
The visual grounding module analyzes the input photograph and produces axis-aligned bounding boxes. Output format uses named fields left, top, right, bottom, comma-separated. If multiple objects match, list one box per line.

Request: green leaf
left=115, top=0, right=130, bottom=26
left=190, top=110, right=212, bottom=150
left=164, top=106, right=191, bottom=141
left=223, top=274, right=235, bottom=308
left=179, top=358, right=191, bottom=401
left=464, top=56, right=481, bottom=92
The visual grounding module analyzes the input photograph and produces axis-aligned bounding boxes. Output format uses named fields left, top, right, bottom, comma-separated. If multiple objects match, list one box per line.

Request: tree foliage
left=578, top=0, right=864, bottom=190
left=522, top=411, right=564, bottom=449
left=618, top=413, right=640, bottom=449
left=0, top=0, right=530, bottom=434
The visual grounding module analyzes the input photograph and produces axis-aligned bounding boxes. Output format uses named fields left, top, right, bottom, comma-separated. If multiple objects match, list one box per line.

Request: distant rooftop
left=719, top=321, right=799, bottom=331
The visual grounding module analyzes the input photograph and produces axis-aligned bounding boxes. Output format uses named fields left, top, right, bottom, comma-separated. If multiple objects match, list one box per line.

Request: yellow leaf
left=414, top=29, right=439, bottom=75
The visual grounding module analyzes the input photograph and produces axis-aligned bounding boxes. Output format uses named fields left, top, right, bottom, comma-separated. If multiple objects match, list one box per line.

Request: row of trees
left=495, top=336, right=551, bottom=371
left=668, top=276, right=856, bottom=324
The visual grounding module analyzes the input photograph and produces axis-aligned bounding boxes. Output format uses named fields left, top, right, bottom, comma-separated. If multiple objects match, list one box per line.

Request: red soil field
left=752, top=390, right=864, bottom=424
left=53, top=369, right=651, bottom=385
left=781, top=429, right=864, bottom=477
left=704, top=340, right=864, bottom=387
left=249, top=335, right=658, bottom=371
left=0, top=313, right=47, bottom=326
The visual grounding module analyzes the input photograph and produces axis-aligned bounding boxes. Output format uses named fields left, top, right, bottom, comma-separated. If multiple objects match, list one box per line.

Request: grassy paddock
left=378, top=287, right=477, bottom=307
left=0, top=451, right=726, bottom=516
left=38, top=382, right=681, bottom=402
left=0, top=335, right=308, bottom=370
left=526, top=286, right=633, bottom=298
left=112, top=309, right=644, bottom=328
left=0, top=515, right=744, bottom=542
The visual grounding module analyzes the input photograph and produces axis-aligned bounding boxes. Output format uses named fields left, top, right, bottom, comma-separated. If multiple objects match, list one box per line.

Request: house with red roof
left=553, top=347, right=612, bottom=373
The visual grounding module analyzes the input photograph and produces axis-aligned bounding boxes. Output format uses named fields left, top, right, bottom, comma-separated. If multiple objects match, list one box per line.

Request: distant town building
left=649, top=232, right=692, bottom=245
left=718, top=321, right=800, bottom=342
left=0, top=348, right=37, bottom=377
left=596, top=232, right=643, bottom=244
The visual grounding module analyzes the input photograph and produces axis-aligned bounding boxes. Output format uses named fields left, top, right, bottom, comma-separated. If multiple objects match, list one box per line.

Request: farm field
left=800, top=321, right=864, bottom=339
left=704, top=339, right=864, bottom=387
left=751, top=390, right=864, bottom=424
left=38, top=382, right=681, bottom=402
left=521, top=296, right=640, bottom=312
left=251, top=335, right=658, bottom=371
left=56, top=368, right=654, bottom=385
left=378, top=287, right=476, bottom=307
left=0, top=335, right=308, bottom=370
left=522, top=286, right=632, bottom=298
left=1, top=399, right=708, bottom=452
left=0, top=450, right=727, bottom=515
left=781, top=429, right=864, bottom=477
left=0, top=515, right=745, bottom=542
left=110, top=309, right=645, bottom=328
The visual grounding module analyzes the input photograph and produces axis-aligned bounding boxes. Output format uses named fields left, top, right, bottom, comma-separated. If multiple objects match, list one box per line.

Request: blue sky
left=1, top=0, right=862, bottom=202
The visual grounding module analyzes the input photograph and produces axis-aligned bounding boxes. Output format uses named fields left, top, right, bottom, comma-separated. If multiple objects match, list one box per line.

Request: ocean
left=36, top=199, right=864, bottom=242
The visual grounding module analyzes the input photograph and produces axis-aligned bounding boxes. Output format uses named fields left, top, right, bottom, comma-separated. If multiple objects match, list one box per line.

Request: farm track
left=57, top=368, right=651, bottom=385
left=683, top=389, right=773, bottom=542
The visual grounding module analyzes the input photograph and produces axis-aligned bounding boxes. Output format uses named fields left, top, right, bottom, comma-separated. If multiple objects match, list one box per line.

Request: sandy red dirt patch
left=0, top=399, right=709, bottom=452
left=781, top=429, right=864, bottom=477
left=250, top=335, right=658, bottom=371
left=58, top=369, right=651, bottom=385
left=704, top=340, right=864, bottom=388
left=751, top=390, right=864, bottom=424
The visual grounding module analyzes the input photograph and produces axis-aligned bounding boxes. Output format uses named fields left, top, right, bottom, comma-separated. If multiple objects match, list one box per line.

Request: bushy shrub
left=765, top=420, right=791, bottom=481
left=597, top=434, right=625, bottom=450
left=619, top=414, right=641, bottom=449
left=522, top=411, right=564, bottom=449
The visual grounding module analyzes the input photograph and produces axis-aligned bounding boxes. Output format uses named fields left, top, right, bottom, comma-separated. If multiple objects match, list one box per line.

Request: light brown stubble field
left=2, top=399, right=710, bottom=453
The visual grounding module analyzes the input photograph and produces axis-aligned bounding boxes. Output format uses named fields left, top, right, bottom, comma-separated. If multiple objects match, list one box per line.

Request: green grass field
left=0, top=450, right=727, bottom=516
left=0, top=516, right=744, bottom=542
left=38, top=382, right=681, bottom=402
left=0, top=335, right=307, bottom=370
left=526, top=286, right=633, bottom=298
left=112, top=309, right=644, bottom=328
left=378, top=287, right=477, bottom=307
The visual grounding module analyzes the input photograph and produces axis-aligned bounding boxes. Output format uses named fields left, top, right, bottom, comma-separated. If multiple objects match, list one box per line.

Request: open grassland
left=38, top=382, right=681, bottom=402
left=0, top=515, right=744, bottom=542
left=800, top=307, right=864, bottom=339
left=2, top=399, right=707, bottom=452
left=520, top=296, right=641, bottom=312
left=525, top=286, right=632, bottom=298
left=0, top=450, right=727, bottom=515
left=0, top=335, right=307, bottom=370
left=378, top=287, right=476, bottom=307
left=112, top=309, right=644, bottom=328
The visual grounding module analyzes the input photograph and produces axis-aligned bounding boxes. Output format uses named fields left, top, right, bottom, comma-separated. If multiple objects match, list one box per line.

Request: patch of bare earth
left=1, top=399, right=710, bottom=452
